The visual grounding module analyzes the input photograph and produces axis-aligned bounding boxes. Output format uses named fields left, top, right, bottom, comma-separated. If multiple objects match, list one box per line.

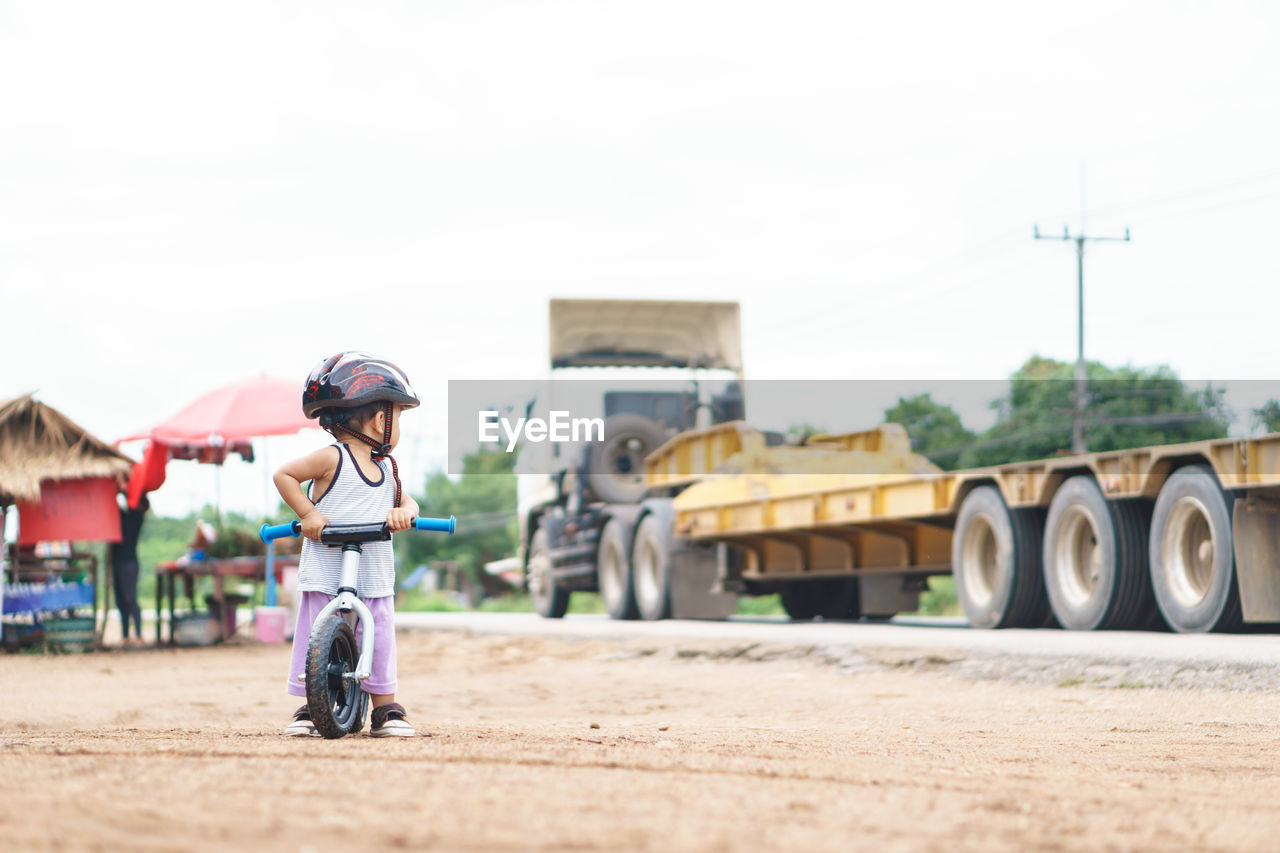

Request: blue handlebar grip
left=259, top=521, right=302, bottom=542
left=414, top=515, right=456, bottom=534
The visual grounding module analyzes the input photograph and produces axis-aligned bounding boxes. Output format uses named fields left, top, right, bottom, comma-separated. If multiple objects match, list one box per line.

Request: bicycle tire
left=305, top=614, right=363, bottom=739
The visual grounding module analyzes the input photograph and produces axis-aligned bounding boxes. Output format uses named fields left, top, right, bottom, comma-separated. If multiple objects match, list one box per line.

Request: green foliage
left=910, top=576, right=961, bottom=617
left=736, top=594, right=784, bottom=616
left=396, top=589, right=466, bottom=612
left=883, top=394, right=976, bottom=471
left=786, top=423, right=828, bottom=442
left=466, top=592, right=601, bottom=614
left=397, top=450, right=519, bottom=592
left=1253, top=399, right=1280, bottom=434
left=955, top=356, right=1229, bottom=468
left=477, top=593, right=537, bottom=613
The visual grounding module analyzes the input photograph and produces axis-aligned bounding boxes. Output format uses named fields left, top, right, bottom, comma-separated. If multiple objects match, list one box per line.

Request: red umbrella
left=120, top=375, right=315, bottom=507
left=129, top=375, right=312, bottom=447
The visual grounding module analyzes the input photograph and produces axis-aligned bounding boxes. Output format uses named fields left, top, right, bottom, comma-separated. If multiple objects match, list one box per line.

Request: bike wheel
left=305, top=614, right=363, bottom=739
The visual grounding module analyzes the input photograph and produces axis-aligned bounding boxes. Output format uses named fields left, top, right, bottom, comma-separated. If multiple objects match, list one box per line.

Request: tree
left=395, top=449, right=518, bottom=596
left=957, top=356, right=1230, bottom=468
left=882, top=394, right=975, bottom=471
left=1253, top=400, right=1280, bottom=434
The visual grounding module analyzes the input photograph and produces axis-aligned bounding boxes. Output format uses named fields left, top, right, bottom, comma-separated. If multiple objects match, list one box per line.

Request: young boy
left=273, top=352, right=420, bottom=737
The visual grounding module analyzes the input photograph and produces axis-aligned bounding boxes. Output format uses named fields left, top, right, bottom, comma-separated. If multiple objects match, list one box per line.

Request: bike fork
left=311, top=543, right=376, bottom=682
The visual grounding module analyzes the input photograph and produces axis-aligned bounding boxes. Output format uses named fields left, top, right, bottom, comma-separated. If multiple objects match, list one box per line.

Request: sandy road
left=3, top=624, right=1280, bottom=852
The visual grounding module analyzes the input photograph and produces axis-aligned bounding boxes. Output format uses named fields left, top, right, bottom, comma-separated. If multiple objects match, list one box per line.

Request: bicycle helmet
left=302, top=352, right=419, bottom=418
left=302, top=351, right=419, bottom=508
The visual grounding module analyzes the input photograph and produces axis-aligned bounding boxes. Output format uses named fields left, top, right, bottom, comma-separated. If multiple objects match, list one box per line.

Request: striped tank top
left=296, top=443, right=397, bottom=598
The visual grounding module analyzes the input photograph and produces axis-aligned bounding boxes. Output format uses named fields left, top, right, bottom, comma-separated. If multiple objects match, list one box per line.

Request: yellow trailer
left=645, top=421, right=1280, bottom=633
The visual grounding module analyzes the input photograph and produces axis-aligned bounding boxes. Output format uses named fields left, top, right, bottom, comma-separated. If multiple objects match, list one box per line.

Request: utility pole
left=1033, top=222, right=1130, bottom=453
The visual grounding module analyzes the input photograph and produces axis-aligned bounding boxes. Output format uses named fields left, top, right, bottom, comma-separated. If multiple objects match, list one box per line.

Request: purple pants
left=285, top=591, right=398, bottom=697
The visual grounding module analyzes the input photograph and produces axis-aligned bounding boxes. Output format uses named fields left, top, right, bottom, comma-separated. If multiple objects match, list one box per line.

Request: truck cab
left=519, top=298, right=744, bottom=620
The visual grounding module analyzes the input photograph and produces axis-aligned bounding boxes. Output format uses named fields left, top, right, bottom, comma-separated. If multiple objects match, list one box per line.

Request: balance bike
left=260, top=515, right=455, bottom=738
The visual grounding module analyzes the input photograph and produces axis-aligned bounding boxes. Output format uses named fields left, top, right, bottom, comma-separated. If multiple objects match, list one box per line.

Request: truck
left=523, top=299, right=1280, bottom=633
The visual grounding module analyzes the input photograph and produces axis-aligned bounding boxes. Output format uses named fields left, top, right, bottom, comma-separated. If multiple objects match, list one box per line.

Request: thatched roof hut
left=0, top=394, right=135, bottom=506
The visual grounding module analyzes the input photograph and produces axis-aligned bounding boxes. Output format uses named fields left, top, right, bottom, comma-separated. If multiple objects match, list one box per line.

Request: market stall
left=121, top=374, right=316, bottom=644
left=0, top=395, right=136, bottom=650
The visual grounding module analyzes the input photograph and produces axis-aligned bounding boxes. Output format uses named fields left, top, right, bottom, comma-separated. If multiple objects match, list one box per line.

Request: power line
left=1039, top=165, right=1280, bottom=225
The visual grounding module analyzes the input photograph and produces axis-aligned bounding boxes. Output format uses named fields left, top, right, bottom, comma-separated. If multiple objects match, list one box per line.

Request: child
left=273, top=352, right=421, bottom=738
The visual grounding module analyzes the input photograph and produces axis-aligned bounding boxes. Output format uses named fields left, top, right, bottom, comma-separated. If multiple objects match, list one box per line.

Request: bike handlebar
left=259, top=515, right=457, bottom=543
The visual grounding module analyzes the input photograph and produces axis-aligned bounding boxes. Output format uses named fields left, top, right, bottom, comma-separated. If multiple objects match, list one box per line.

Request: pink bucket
left=254, top=606, right=288, bottom=644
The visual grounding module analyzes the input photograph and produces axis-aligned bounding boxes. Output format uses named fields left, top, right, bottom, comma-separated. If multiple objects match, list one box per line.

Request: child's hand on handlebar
left=386, top=507, right=416, bottom=532
left=300, top=509, right=329, bottom=540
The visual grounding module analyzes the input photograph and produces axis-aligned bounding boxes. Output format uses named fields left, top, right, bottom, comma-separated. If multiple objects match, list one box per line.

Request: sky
left=2, top=1, right=1279, bottom=519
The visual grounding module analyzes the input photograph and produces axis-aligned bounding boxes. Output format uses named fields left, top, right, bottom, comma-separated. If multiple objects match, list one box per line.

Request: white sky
left=3, top=1, right=1279, bottom=518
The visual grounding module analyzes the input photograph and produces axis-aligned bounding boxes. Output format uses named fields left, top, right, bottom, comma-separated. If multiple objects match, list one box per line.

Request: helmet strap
left=333, top=401, right=403, bottom=507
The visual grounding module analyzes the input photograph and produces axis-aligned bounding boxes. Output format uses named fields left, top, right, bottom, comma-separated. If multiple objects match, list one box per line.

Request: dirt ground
left=4, top=628, right=1280, bottom=852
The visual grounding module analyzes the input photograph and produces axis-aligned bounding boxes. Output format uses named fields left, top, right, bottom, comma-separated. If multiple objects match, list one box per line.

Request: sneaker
left=369, top=702, right=415, bottom=738
left=284, top=705, right=320, bottom=737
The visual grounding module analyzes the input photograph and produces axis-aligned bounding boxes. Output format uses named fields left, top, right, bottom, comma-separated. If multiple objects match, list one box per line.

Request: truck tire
left=587, top=414, right=666, bottom=505
left=1042, top=476, right=1153, bottom=630
left=952, top=487, right=1049, bottom=629
left=597, top=518, right=639, bottom=620
left=632, top=513, right=672, bottom=620
left=528, top=529, right=569, bottom=619
left=781, top=580, right=859, bottom=621
left=1148, top=465, right=1242, bottom=633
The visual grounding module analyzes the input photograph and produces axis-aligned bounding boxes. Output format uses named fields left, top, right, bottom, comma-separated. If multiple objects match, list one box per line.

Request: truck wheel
left=1042, top=477, right=1153, bottom=630
left=528, top=529, right=569, bottom=619
left=952, top=487, right=1048, bottom=629
left=632, top=514, right=672, bottom=620
left=1148, top=465, right=1242, bottom=633
left=598, top=518, right=639, bottom=620
left=588, top=414, right=666, bottom=504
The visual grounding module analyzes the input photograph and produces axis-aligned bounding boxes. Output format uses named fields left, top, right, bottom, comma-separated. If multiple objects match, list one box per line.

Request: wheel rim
left=634, top=536, right=660, bottom=605
left=1055, top=505, right=1102, bottom=608
left=599, top=538, right=624, bottom=605
left=325, top=627, right=360, bottom=730
left=1163, top=496, right=1216, bottom=609
left=960, top=512, right=1000, bottom=606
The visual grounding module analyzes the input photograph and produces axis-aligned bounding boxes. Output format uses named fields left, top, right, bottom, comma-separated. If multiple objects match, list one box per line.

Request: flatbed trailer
left=649, top=422, right=1280, bottom=633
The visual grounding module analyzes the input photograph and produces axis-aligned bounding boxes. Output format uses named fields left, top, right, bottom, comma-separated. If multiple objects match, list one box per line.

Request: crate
left=2, top=621, right=42, bottom=652
left=43, top=617, right=96, bottom=653
left=173, top=612, right=220, bottom=647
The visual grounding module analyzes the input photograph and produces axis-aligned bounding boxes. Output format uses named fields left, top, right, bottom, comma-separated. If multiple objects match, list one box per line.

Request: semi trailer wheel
left=597, top=518, right=639, bottom=620
left=528, top=529, right=569, bottom=619
left=952, top=486, right=1048, bottom=629
left=632, top=513, right=672, bottom=620
left=1042, top=476, right=1153, bottom=630
left=587, top=414, right=666, bottom=504
left=1148, top=465, right=1242, bottom=633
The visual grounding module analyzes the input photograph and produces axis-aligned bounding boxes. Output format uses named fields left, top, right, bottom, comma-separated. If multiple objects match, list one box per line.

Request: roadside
left=398, top=611, right=1280, bottom=693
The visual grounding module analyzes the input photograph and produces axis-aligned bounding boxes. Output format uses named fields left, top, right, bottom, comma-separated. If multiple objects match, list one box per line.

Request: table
left=155, top=555, right=299, bottom=645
